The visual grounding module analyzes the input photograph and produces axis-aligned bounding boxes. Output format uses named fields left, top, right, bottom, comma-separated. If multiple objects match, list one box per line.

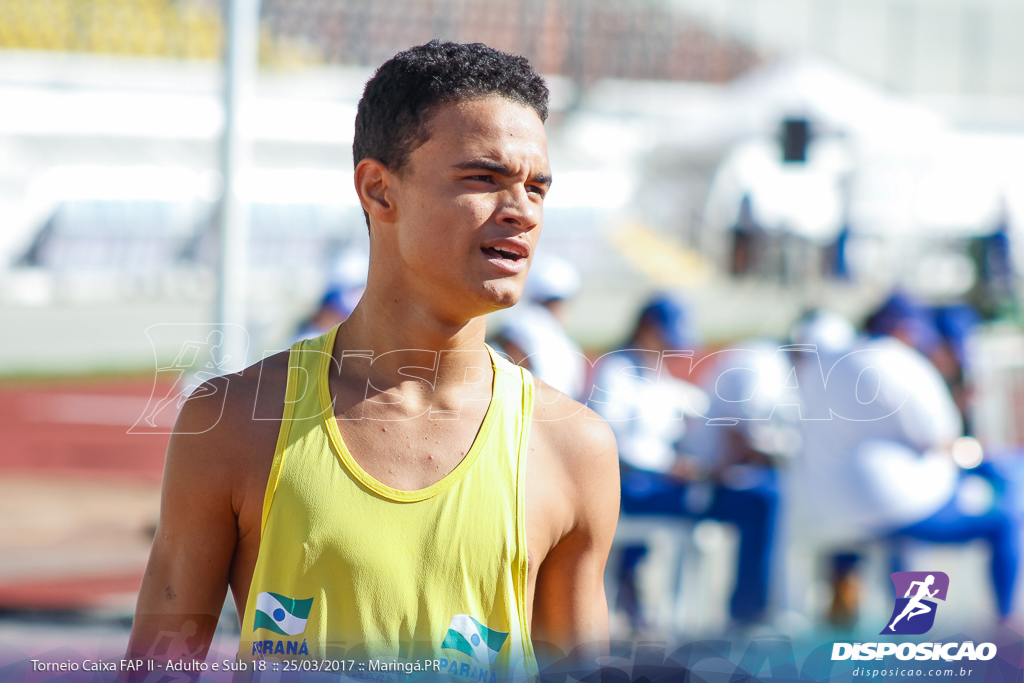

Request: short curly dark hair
left=353, top=40, right=549, bottom=173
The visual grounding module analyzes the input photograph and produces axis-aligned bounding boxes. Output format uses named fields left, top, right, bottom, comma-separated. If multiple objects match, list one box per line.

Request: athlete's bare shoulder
left=526, top=378, right=619, bottom=649
left=128, top=349, right=293, bottom=659
left=530, top=379, right=618, bottom=486
left=528, top=376, right=614, bottom=552
left=172, top=349, right=290, bottom=472
left=160, top=348, right=292, bottom=551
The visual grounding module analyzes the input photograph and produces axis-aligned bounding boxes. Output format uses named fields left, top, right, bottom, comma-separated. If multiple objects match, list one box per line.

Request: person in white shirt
left=588, top=295, right=781, bottom=629
left=788, top=309, right=1019, bottom=625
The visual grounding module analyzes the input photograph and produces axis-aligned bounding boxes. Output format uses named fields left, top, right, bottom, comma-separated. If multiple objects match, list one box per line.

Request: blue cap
left=934, top=303, right=980, bottom=365
left=639, top=294, right=699, bottom=349
left=865, top=292, right=940, bottom=354
left=321, top=285, right=364, bottom=318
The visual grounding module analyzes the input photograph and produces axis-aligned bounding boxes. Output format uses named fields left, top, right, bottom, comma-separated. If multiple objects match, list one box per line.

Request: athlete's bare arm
left=526, top=381, right=619, bottom=662
left=127, top=354, right=287, bottom=662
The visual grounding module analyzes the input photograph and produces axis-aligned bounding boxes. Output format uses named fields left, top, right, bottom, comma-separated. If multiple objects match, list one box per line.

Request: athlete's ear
left=354, top=158, right=396, bottom=224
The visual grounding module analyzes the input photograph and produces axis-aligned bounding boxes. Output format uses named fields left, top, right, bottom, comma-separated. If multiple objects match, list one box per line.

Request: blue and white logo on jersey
left=254, top=591, right=313, bottom=636
left=442, top=615, right=508, bottom=665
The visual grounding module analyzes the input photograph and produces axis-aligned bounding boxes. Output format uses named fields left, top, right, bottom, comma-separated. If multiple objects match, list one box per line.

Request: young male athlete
left=127, top=41, right=620, bottom=679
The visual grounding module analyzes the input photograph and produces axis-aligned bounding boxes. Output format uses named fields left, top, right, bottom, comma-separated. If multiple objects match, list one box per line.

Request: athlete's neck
left=334, top=286, right=492, bottom=389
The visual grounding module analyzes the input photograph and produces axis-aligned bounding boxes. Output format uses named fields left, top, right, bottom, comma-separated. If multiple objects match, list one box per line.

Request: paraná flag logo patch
left=441, top=615, right=508, bottom=665
left=253, top=591, right=313, bottom=636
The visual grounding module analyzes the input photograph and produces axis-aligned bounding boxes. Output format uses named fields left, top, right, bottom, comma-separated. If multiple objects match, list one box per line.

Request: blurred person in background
left=689, top=338, right=799, bottom=623
left=788, top=309, right=1020, bottom=627
left=292, top=286, right=364, bottom=342
left=864, top=291, right=981, bottom=433
left=588, top=295, right=780, bottom=631
left=491, top=254, right=587, bottom=400
left=293, top=249, right=368, bottom=342
left=932, top=302, right=982, bottom=433
left=729, top=194, right=765, bottom=278
left=825, top=222, right=852, bottom=281
left=968, top=196, right=1019, bottom=320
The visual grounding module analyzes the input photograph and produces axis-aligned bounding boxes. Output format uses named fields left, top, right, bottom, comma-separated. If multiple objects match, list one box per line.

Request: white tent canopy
left=703, top=137, right=850, bottom=243
left=851, top=131, right=1024, bottom=238
left=705, top=57, right=1024, bottom=244
left=727, top=57, right=944, bottom=143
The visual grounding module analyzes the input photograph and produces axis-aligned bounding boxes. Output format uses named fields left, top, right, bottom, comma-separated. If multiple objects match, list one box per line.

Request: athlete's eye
left=527, top=184, right=547, bottom=198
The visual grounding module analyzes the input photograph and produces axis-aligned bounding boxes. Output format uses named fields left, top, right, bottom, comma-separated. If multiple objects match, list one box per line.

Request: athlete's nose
left=495, top=184, right=540, bottom=232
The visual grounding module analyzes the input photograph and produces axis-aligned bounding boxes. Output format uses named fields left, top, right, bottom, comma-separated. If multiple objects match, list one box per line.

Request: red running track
left=0, top=376, right=178, bottom=611
left=0, top=376, right=178, bottom=481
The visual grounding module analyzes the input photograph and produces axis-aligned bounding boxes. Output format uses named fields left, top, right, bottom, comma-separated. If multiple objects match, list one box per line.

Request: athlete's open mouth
left=481, top=246, right=525, bottom=262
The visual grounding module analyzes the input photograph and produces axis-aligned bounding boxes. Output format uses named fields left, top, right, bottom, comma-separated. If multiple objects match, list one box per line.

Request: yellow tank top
left=239, top=325, right=538, bottom=682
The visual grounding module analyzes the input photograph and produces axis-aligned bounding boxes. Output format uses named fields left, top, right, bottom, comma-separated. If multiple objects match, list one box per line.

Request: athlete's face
left=369, top=96, right=550, bottom=321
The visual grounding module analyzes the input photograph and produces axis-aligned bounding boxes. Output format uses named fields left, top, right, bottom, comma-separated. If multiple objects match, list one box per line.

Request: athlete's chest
left=331, top=399, right=493, bottom=491
left=248, top=380, right=524, bottom=597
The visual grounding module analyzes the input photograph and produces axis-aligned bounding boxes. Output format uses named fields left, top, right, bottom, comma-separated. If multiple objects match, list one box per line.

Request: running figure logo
left=129, top=324, right=248, bottom=435
left=882, top=571, right=949, bottom=635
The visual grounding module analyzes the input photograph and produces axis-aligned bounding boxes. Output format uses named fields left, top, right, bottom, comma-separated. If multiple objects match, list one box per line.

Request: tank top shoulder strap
left=487, top=344, right=535, bottom=453
left=260, top=326, right=339, bottom=537
left=487, top=345, right=535, bottom=644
